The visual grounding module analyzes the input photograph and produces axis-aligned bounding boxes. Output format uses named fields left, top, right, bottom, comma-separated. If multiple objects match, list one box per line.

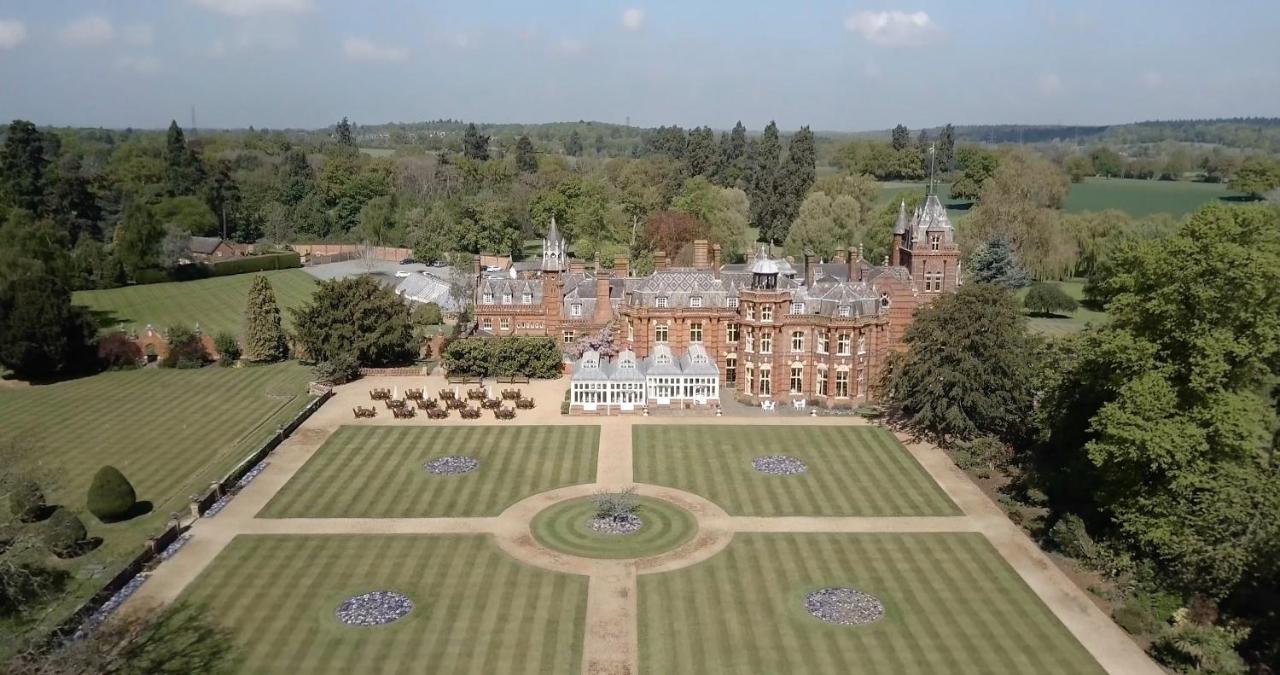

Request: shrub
left=213, top=332, right=240, bottom=366
left=951, top=435, right=1012, bottom=471
left=1024, top=282, right=1078, bottom=316
left=9, top=479, right=46, bottom=522
left=313, top=353, right=359, bottom=385
left=86, top=466, right=137, bottom=523
left=42, top=508, right=87, bottom=558
left=1152, top=610, right=1249, bottom=675
left=161, top=324, right=208, bottom=368
left=592, top=487, right=640, bottom=522
left=96, top=332, right=142, bottom=369
left=1048, top=513, right=1099, bottom=561
left=415, top=302, right=443, bottom=326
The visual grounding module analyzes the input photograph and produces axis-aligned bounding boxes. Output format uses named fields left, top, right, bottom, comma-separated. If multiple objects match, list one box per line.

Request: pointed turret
left=541, top=216, right=567, bottom=272
left=890, top=199, right=907, bottom=266
left=892, top=199, right=908, bottom=235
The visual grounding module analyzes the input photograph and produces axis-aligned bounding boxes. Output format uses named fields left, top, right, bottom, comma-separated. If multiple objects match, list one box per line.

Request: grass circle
left=531, top=496, right=698, bottom=559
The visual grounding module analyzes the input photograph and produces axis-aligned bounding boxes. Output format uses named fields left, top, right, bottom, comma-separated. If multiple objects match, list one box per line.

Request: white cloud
left=189, top=0, right=313, bottom=17
left=342, top=37, right=409, bottom=62
left=1142, top=70, right=1164, bottom=89
left=1038, top=72, right=1063, bottom=96
left=622, top=8, right=645, bottom=31
left=844, top=10, right=940, bottom=47
left=0, top=19, right=26, bottom=49
left=60, top=16, right=114, bottom=47
left=554, top=37, right=585, bottom=55
left=114, top=55, right=162, bottom=75
left=122, top=23, right=154, bottom=47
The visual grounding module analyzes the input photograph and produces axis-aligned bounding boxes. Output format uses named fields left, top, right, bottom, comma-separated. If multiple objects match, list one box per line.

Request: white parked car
left=394, top=270, right=411, bottom=278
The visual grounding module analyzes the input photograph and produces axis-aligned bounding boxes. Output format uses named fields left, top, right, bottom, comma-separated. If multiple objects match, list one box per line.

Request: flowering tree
left=573, top=322, right=618, bottom=358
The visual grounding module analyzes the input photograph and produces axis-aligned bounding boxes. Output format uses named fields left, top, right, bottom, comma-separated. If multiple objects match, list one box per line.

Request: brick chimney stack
left=654, top=250, right=668, bottom=270
left=614, top=256, right=630, bottom=277
left=594, top=271, right=612, bottom=323
left=710, top=244, right=721, bottom=277
left=848, top=246, right=859, bottom=283
left=693, top=240, right=710, bottom=269
left=803, top=251, right=816, bottom=287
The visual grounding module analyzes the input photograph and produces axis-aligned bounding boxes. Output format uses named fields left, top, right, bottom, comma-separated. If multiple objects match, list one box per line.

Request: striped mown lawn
left=72, top=269, right=317, bottom=338
left=639, top=533, right=1104, bottom=675
left=0, top=363, right=314, bottom=629
left=633, top=426, right=958, bottom=516
left=179, top=534, right=587, bottom=675
left=260, top=425, right=599, bottom=518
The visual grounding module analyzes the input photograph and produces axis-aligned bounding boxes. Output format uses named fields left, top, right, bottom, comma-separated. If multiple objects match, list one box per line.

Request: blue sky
left=0, top=0, right=1276, bottom=131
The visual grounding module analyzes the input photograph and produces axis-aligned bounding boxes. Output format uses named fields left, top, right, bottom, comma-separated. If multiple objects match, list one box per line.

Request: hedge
left=128, top=252, right=302, bottom=286
left=87, top=466, right=137, bottom=523
left=443, top=337, right=563, bottom=379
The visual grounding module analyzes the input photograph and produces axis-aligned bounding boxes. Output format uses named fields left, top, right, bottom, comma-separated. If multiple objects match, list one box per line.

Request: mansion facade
left=474, top=194, right=961, bottom=408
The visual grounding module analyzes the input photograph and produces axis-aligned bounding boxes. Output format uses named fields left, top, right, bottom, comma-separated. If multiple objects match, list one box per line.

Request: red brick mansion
left=474, top=193, right=961, bottom=408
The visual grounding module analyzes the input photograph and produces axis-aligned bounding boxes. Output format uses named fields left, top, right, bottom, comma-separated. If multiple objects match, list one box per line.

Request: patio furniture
left=415, top=398, right=439, bottom=410
left=459, top=407, right=481, bottom=419
left=501, top=388, right=522, bottom=400
left=493, top=407, right=516, bottom=420
left=426, top=407, right=449, bottom=419
left=466, top=387, right=487, bottom=400
left=481, top=398, right=502, bottom=410
left=515, top=398, right=535, bottom=410
left=405, top=388, right=424, bottom=400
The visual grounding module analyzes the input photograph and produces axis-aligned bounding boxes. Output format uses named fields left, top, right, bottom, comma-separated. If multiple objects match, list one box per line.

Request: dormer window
left=838, top=305, right=850, bottom=317
left=693, top=353, right=707, bottom=364
left=880, top=293, right=891, bottom=308
left=570, top=303, right=583, bottom=317
left=521, top=292, right=532, bottom=304
left=482, top=292, right=494, bottom=304
left=790, top=302, right=804, bottom=315
left=502, top=292, right=513, bottom=304
left=929, top=234, right=941, bottom=251
left=727, top=297, right=739, bottom=308
left=656, top=296, right=668, bottom=308
left=690, top=296, right=703, bottom=308
left=656, top=353, right=671, bottom=365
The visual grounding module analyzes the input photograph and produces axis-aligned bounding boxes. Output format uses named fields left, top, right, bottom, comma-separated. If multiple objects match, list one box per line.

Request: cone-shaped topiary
left=243, top=275, right=288, bottom=362
left=9, top=479, right=46, bottom=522
left=86, top=465, right=137, bottom=522
left=43, top=508, right=87, bottom=557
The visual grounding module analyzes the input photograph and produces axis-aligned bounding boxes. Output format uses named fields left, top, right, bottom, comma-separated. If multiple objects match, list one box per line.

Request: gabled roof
left=189, top=236, right=225, bottom=255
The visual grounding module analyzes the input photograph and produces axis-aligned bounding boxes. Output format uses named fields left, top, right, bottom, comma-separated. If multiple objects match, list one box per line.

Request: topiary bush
left=42, top=508, right=87, bottom=558
left=86, top=466, right=137, bottom=523
left=9, top=479, right=46, bottom=522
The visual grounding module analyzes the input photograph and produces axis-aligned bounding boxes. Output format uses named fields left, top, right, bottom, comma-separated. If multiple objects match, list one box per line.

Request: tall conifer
left=243, top=274, right=288, bottom=362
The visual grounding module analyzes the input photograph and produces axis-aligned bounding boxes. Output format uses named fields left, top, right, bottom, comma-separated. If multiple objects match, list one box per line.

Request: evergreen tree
left=462, top=123, right=490, bottom=160
left=968, top=234, right=1031, bottom=288
left=291, top=276, right=416, bottom=367
left=515, top=135, right=538, bottom=173
left=86, top=466, right=137, bottom=523
left=0, top=120, right=51, bottom=215
left=771, top=126, right=817, bottom=243
left=882, top=283, right=1040, bottom=444
left=891, top=124, right=911, bottom=151
left=46, top=155, right=101, bottom=242
left=938, top=123, right=956, bottom=170
left=747, top=121, right=782, bottom=241
left=334, top=117, right=355, bottom=148
left=565, top=129, right=583, bottom=157
left=684, top=126, right=717, bottom=177
left=0, top=272, right=97, bottom=380
left=915, top=128, right=932, bottom=172
left=202, top=160, right=241, bottom=239
left=164, top=121, right=204, bottom=196
left=243, top=275, right=288, bottom=362
left=281, top=149, right=314, bottom=206
left=593, top=133, right=606, bottom=155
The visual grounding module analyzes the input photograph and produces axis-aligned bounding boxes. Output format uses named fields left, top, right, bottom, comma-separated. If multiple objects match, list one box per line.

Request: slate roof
left=189, top=236, right=225, bottom=255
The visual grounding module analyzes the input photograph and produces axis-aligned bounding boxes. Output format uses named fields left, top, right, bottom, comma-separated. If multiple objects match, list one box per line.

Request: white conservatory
left=569, top=345, right=720, bottom=413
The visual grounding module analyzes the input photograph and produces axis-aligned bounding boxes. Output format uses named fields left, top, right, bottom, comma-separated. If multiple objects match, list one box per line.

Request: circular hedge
left=531, top=496, right=697, bottom=560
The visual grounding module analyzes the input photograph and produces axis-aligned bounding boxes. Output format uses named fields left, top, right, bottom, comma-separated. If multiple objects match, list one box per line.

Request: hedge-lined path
left=126, top=376, right=1160, bottom=675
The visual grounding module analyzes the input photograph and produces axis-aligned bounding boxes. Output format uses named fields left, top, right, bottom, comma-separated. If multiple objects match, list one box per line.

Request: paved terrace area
left=126, top=374, right=1161, bottom=675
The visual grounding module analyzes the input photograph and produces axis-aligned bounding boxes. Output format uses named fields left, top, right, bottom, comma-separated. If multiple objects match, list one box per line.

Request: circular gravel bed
left=752, top=455, right=808, bottom=475
left=532, top=496, right=697, bottom=559
left=805, top=587, right=885, bottom=625
left=424, top=456, right=479, bottom=475
left=335, top=591, right=414, bottom=626
left=587, top=513, right=643, bottom=535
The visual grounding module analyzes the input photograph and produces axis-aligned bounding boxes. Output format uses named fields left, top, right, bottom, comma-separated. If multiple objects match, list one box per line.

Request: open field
left=259, top=425, right=599, bottom=518
left=1020, top=279, right=1110, bottom=337
left=639, top=532, right=1104, bottom=675
left=179, top=534, right=588, bottom=675
left=0, top=363, right=314, bottom=629
left=1063, top=177, right=1240, bottom=217
left=633, top=426, right=959, bottom=516
left=72, top=269, right=317, bottom=338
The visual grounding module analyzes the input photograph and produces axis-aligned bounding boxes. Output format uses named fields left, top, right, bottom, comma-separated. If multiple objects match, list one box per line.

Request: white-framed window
left=502, top=292, right=513, bottom=304
left=838, top=305, right=850, bottom=317
left=728, top=297, right=739, bottom=308
left=655, top=324, right=669, bottom=343
left=857, top=334, right=866, bottom=355
left=499, top=317, right=510, bottom=331
left=690, top=296, right=703, bottom=308
left=760, top=332, right=772, bottom=354
left=790, top=302, right=804, bottom=315
left=837, top=333, right=851, bottom=355
left=759, top=368, right=771, bottom=396
left=482, top=292, right=494, bottom=304
left=690, top=322, right=703, bottom=343
left=521, top=292, right=532, bottom=304
left=656, top=296, right=668, bottom=308
left=744, top=328, right=754, bottom=353
left=817, top=331, right=828, bottom=354
left=571, top=303, right=583, bottom=317
left=925, top=271, right=943, bottom=293
left=727, top=323, right=739, bottom=343
left=929, top=233, right=941, bottom=251
left=481, top=317, right=493, bottom=330
left=745, top=305, right=755, bottom=320
left=790, top=366, right=803, bottom=393
left=760, top=305, right=773, bottom=322
left=563, top=330, right=576, bottom=343
left=835, top=370, right=849, bottom=397
left=746, top=364, right=755, bottom=393
left=656, top=352, right=672, bottom=365
left=791, top=330, right=804, bottom=352
left=725, top=357, right=737, bottom=384
left=817, top=369, right=829, bottom=396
